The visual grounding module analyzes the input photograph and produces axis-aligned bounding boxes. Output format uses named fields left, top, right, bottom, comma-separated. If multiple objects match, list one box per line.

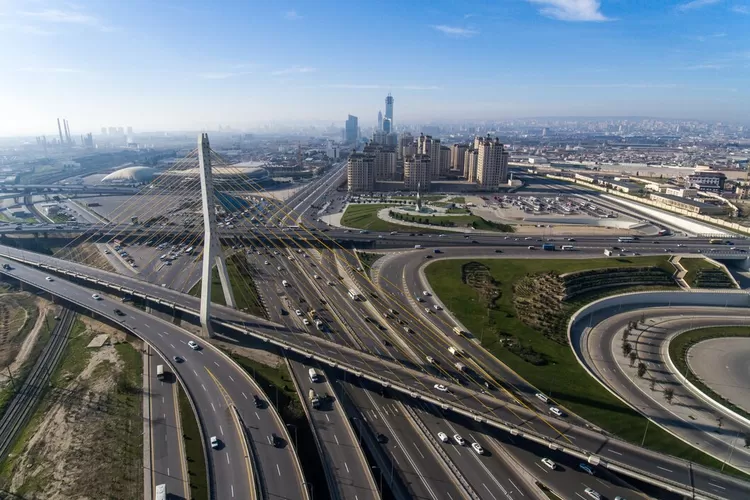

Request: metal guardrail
left=230, top=406, right=260, bottom=500
left=0, top=255, right=741, bottom=500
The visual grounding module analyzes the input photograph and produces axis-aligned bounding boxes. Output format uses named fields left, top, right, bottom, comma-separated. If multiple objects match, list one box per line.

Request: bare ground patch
left=0, top=293, right=42, bottom=371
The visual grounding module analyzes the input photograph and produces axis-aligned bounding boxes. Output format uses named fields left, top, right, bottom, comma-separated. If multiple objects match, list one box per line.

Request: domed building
left=101, top=166, right=156, bottom=184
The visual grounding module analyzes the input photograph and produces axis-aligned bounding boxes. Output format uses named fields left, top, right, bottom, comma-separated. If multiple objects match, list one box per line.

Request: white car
left=437, top=432, right=449, bottom=443
left=535, top=393, right=549, bottom=403
left=434, top=384, right=448, bottom=392
left=295, top=310, right=303, bottom=316
left=541, top=458, right=556, bottom=470
left=584, top=487, right=601, bottom=500
left=264, top=260, right=269, bottom=265
left=471, top=442, right=484, bottom=455
left=210, top=436, right=219, bottom=449
left=424, top=307, right=432, bottom=314
left=277, top=266, right=282, bottom=271
left=188, top=340, right=199, bottom=350
left=45, top=276, right=53, bottom=281
left=433, top=304, right=442, bottom=311
left=422, top=290, right=431, bottom=296
left=425, top=356, right=435, bottom=364
left=313, top=274, right=320, bottom=279
left=549, top=406, right=564, bottom=417
left=91, top=293, right=101, bottom=300
left=453, top=434, right=465, bottom=445
left=303, top=318, right=310, bottom=325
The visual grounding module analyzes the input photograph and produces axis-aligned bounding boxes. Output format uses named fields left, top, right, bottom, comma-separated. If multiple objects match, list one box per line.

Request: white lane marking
left=179, top=340, right=186, bottom=344
left=276, top=464, right=281, bottom=476
left=220, top=425, right=224, bottom=436
left=214, top=361, right=219, bottom=367
left=482, top=484, right=498, bottom=500
left=575, top=494, right=586, bottom=500
left=242, top=392, right=248, bottom=399
left=534, top=463, right=549, bottom=474
left=709, top=483, right=726, bottom=490
left=267, top=436, right=272, bottom=445
left=211, top=403, right=216, bottom=412
left=412, top=442, right=425, bottom=459
left=334, top=434, right=339, bottom=445
left=199, top=351, right=204, bottom=355
left=157, top=333, right=163, bottom=337
left=170, top=343, right=175, bottom=349
left=163, top=331, right=169, bottom=335
left=657, top=466, right=673, bottom=473
left=509, top=479, right=523, bottom=496
left=167, top=467, right=170, bottom=476
left=344, top=462, right=350, bottom=473
left=255, top=412, right=260, bottom=420
left=193, top=370, right=198, bottom=377
left=325, top=414, right=330, bottom=422
left=226, top=454, right=230, bottom=464
left=229, top=375, right=234, bottom=382
left=202, top=384, right=207, bottom=391
left=231, top=485, right=234, bottom=497
left=162, top=397, right=165, bottom=403
left=608, top=449, right=622, bottom=455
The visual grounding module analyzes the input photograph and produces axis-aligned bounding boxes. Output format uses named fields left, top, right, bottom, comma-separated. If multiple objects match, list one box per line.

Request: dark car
left=494, top=249, right=503, bottom=253
left=471, top=240, right=479, bottom=244
left=271, top=433, right=283, bottom=447
left=114, top=309, right=125, bottom=317
left=1, top=264, right=11, bottom=270
left=376, top=433, right=388, bottom=443
left=173, top=356, right=184, bottom=363
left=425, top=255, right=433, bottom=259
left=253, top=395, right=263, bottom=408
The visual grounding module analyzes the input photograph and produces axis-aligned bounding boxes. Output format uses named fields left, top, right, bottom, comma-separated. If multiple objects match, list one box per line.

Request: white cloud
left=690, top=32, right=727, bottom=41
left=284, top=10, right=302, bottom=20
left=731, top=5, right=750, bottom=14
left=323, top=84, right=441, bottom=90
left=18, top=7, right=114, bottom=31
left=16, top=67, right=83, bottom=74
left=677, top=0, right=721, bottom=11
left=198, top=72, right=246, bottom=80
left=431, top=25, right=479, bottom=37
left=271, top=66, right=316, bottom=76
left=527, top=0, right=609, bottom=21
left=0, top=23, right=55, bottom=35
left=402, top=85, right=441, bottom=91
left=682, top=63, right=725, bottom=69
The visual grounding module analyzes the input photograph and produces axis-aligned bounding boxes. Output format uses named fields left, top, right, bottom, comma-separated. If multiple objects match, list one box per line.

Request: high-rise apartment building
left=347, top=152, right=374, bottom=192
left=440, top=146, right=451, bottom=177
left=465, top=147, right=478, bottom=181
left=397, top=132, right=413, bottom=160
left=418, top=134, right=442, bottom=178
left=404, top=154, right=431, bottom=191
left=365, top=144, right=397, bottom=181
left=451, top=143, right=468, bottom=172
left=385, top=93, right=394, bottom=128
left=345, top=115, right=359, bottom=144
left=475, top=136, right=509, bottom=188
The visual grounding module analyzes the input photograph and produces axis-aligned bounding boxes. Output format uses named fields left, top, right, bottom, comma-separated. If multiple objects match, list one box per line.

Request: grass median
left=679, top=258, right=735, bottom=288
left=177, top=385, right=209, bottom=500
left=425, top=256, right=750, bottom=477
left=189, top=253, right=266, bottom=317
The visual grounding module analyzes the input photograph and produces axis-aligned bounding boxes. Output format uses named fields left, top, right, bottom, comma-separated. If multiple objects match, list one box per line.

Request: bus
left=308, top=368, right=320, bottom=383
left=709, top=239, right=724, bottom=245
left=348, top=289, right=360, bottom=301
left=156, top=365, right=165, bottom=381
left=617, top=237, right=635, bottom=243
left=155, top=484, right=166, bottom=500
left=561, top=245, right=575, bottom=251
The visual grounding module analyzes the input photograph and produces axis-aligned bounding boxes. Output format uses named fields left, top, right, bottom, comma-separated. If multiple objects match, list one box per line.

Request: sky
left=0, top=0, right=749, bottom=136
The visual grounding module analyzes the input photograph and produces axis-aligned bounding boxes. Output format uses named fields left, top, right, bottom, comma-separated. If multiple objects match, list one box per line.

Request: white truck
left=308, top=389, right=321, bottom=409
left=603, top=249, right=613, bottom=257
left=308, top=368, right=320, bottom=382
left=448, top=346, right=464, bottom=356
left=454, top=362, right=467, bottom=372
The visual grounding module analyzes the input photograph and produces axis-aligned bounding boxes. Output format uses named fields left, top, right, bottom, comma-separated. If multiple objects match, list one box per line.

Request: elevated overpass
left=0, top=244, right=747, bottom=500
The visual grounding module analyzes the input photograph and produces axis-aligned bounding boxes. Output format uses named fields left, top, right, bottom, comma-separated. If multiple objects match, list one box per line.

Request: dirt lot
left=54, top=242, right=116, bottom=272
left=0, top=317, right=143, bottom=499
left=0, top=293, right=42, bottom=372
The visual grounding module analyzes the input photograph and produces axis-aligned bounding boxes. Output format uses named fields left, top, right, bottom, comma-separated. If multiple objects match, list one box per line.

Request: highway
left=689, top=338, right=750, bottom=416
left=3, top=243, right=750, bottom=498
left=0, top=256, right=307, bottom=500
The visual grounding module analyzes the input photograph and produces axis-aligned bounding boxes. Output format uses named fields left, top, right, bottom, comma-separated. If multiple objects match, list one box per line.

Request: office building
left=404, top=154, right=431, bottom=191
left=377, top=111, right=383, bottom=131
left=397, top=132, right=413, bottom=160
left=345, top=115, right=359, bottom=144
left=440, top=146, right=451, bottom=177
left=372, top=130, right=387, bottom=145
left=685, top=171, right=726, bottom=192
left=347, top=152, right=374, bottom=192
left=385, top=93, right=394, bottom=128
left=383, top=117, right=392, bottom=134
left=451, top=143, right=467, bottom=173
left=385, top=132, right=398, bottom=147
left=475, top=136, right=509, bottom=188
left=365, top=144, right=397, bottom=181
left=465, top=148, right=478, bottom=181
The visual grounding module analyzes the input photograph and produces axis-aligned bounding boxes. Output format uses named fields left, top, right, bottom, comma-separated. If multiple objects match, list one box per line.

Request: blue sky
left=1, top=0, right=749, bottom=136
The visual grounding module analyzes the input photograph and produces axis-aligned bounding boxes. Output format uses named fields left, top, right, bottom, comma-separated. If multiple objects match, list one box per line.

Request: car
left=173, top=356, right=184, bottom=363
left=45, top=276, right=53, bottom=281
left=549, top=406, right=564, bottom=417
left=113, top=309, right=125, bottom=316
left=425, top=255, right=432, bottom=259
left=528, top=245, right=535, bottom=250
left=253, top=395, right=263, bottom=408
left=303, top=318, right=310, bottom=325
left=313, top=274, right=320, bottom=279
left=471, top=240, right=478, bottom=244
left=494, top=249, right=503, bottom=253
left=1, top=264, right=11, bottom=270
left=416, top=297, right=425, bottom=302
left=91, top=294, right=101, bottom=300
left=579, top=463, right=595, bottom=475
left=264, top=260, right=269, bottom=265
left=437, top=432, right=449, bottom=442
left=614, top=497, right=627, bottom=500
left=434, top=384, right=448, bottom=392
left=277, top=266, right=282, bottom=271
left=453, top=434, right=465, bottom=445
left=471, top=442, right=484, bottom=455
left=376, top=433, right=388, bottom=443
left=423, top=290, right=431, bottom=296
left=271, top=433, right=282, bottom=447
left=541, top=458, right=556, bottom=470
left=584, top=487, right=601, bottom=500
left=524, top=237, right=532, bottom=240
left=210, top=436, right=220, bottom=449
left=426, top=356, right=435, bottom=364
left=535, top=392, right=549, bottom=403
left=188, top=340, right=200, bottom=350
left=433, top=304, right=442, bottom=311
left=424, top=307, right=432, bottom=314
left=295, top=310, right=303, bottom=316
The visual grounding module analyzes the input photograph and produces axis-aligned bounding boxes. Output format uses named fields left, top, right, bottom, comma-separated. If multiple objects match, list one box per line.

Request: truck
left=308, top=389, right=321, bottom=409
left=156, top=364, right=166, bottom=381
left=561, top=245, right=574, bottom=251
left=155, top=483, right=166, bottom=500
left=542, top=243, right=555, bottom=251
left=452, top=326, right=465, bottom=336
left=308, top=368, right=320, bottom=383
left=315, top=319, right=324, bottom=330
left=414, top=244, right=423, bottom=249
left=454, top=362, right=467, bottom=372
left=603, top=249, right=613, bottom=257
left=448, top=346, right=463, bottom=356
left=347, top=289, right=360, bottom=301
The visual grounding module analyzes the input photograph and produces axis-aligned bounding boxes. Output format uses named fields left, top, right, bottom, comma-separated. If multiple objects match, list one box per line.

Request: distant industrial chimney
left=64, top=119, right=72, bottom=145
left=57, top=118, right=64, bottom=145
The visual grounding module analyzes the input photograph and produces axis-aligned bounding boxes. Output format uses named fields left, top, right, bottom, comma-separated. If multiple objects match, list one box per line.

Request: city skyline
left=1, top=0, right=749, bottom=137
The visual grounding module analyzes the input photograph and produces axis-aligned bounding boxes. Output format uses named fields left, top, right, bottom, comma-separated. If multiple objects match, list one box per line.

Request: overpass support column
left=198, top=133, right=236, bottom=337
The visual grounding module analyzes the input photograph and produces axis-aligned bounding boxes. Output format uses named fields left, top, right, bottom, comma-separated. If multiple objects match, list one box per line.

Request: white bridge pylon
left=198, top=133, right=236, bottom=336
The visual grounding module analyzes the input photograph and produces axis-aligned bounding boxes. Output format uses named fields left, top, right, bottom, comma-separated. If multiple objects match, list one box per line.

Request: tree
left=664, top=388, right=675, bottom=405
left=629, top=350, right=638, bottom=367
left=637, top=362, right=647, bottom=378
left=622, top=342, right=632, bottom=357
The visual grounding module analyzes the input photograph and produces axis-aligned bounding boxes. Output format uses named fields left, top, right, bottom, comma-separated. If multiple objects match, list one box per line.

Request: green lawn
left=178, top=385, right=208, bottom=500
left=679, top=258, right=735, bottom=288
left=447, top=196, right=465, bottom=204
left=189, top=254, right=265, bottom=317
left=669, top=326, right=750, bottom=423
left=425, top=256, right=748, bottom=477
left=340, top=204, right=440, bottom=233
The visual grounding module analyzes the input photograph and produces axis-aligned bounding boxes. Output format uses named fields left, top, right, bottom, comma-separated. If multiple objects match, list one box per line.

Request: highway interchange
left=1, top=168, right=750, bottom=500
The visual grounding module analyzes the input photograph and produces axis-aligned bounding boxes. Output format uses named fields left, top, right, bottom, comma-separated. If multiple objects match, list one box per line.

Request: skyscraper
left=451, top=143, right=468, bottom=172
left=382, top=117, right=392, bottom=134
left=385, top=93, right=394, bottom=128
left=397, top=132, right=414, bottom=160
left=404, top=154, right=431, bottom=191
left=372, top=130, right=386, bottom=145
left=347, top=152, right=374, bottom=192
left=465, top=147, right=478, bottom=181
left=475, top=136, right=509, bottom=188
left=418, top=134, right=441, bottom=178
left=345, top=115, right=359, bottom=144
left=377, top=111, right=383, bottom=131
left=440, top=146, right=451, bottom=177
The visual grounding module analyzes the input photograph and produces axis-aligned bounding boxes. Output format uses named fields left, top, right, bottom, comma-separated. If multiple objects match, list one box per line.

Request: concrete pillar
left=198, top=133, right=236, bottom=337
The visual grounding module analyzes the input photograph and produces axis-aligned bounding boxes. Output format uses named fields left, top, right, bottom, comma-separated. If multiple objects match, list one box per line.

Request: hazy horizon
left=2, top=0, right=749, bottom=137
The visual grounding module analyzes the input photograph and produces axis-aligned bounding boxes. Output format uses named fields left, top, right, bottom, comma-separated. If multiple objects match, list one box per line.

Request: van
left=414, top=245, right=423, bottom=249
left=282, top=280, right=289, bottom=287
left=156, top=364, right=166, bottom=381
left=308, top=368, right=319, bottom=383
left=448, top=346, right=462, bottom=356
